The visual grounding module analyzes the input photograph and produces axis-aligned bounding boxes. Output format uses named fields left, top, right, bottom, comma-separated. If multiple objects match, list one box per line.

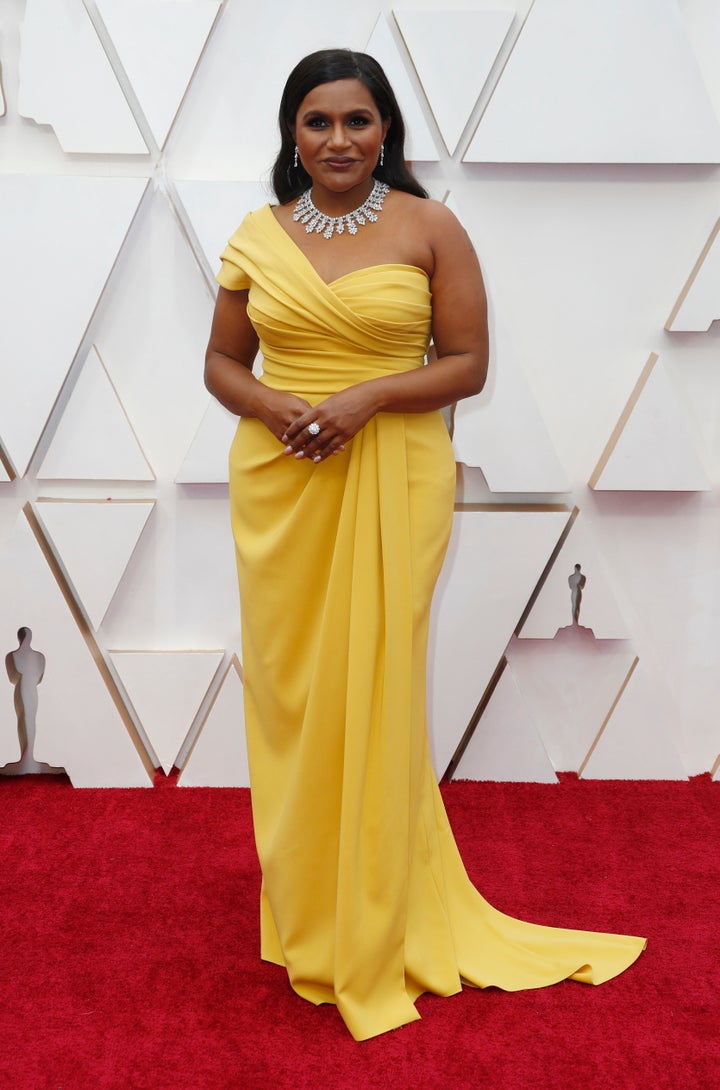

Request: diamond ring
left=307, top=421, right=321, bottom=436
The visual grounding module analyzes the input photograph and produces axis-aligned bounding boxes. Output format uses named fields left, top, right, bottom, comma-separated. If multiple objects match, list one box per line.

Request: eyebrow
left=300, top=106, right=375, bottom=120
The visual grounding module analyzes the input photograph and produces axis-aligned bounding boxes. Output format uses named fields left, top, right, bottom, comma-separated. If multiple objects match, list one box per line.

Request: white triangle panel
left=18, top=0, right=148, bottom=153
left=428, top=507, right=570, bottom=777
left=179, top=659, right=250, bottom=787
left=506, top=630, right=637, bottom=774
left=581, top=662, right=687, bottom=779
left=465, top=0, right=720, bottom=163
left=34, top=499, right=155, bottom=631
left=590, top=354, right=710, bottom=491
left=96, top=0, right=221, bottom=149
left=91, top=189, right=215, bottom=483
left=454, top=665, right=557, bottom=782
left=520, top=515, right=629, bottom=639
left=365, top=15, right=439, bottom=161
left=666, top=217, right=720, bottom=331
left=0, top=176, right=147, bottom=476
left=0, top=513, right=152, bottom=786
left=0, top=459, right=10, bottom=482
left=395, top=9, right=514, bottom=154
left=175, top=398, right=238, bottom=483
left=453, top=308, right=568, bottom=492
left=38, top=347, right=154, bottom=481
left=110, top=650, right=224, bottom=774
left=174, top=180, right=269, bottom=275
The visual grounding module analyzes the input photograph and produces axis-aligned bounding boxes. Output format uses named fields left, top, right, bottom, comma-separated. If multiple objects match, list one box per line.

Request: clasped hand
left=273, top=386, right=377, bottom=463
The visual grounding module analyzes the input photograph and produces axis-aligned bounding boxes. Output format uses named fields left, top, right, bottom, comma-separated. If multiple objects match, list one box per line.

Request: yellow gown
left=217, top=204, right=645, bottom=1042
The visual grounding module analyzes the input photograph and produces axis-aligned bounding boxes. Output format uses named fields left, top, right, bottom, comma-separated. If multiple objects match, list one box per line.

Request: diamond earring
left=294, top=145, right=299, bottom=168
left=379, top=143, right=384, bottom=167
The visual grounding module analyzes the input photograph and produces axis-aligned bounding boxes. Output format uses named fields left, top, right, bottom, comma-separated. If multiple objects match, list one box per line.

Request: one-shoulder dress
left=216, top=203, right=645, bottom=1042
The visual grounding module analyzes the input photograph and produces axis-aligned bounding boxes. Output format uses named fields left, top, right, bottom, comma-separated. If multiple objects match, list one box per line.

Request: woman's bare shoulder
left=391, top=192, right=466, bottom=236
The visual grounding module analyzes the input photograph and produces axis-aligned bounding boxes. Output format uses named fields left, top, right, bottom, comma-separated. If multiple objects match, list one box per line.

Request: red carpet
left=0, top=773, right=717, bottom=1090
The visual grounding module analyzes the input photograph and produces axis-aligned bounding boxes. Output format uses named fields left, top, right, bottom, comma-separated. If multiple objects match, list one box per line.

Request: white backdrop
left=1, top=0, right=719, bottom=786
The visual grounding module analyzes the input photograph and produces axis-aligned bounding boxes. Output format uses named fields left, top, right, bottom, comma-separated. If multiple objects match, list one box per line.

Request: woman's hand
left=282, top=385, right=379, bottom=462
left=254, top=388, right=313, bottom=444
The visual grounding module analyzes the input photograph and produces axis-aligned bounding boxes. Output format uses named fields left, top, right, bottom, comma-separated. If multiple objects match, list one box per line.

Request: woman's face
left=293, top=78, right=390, bottom=196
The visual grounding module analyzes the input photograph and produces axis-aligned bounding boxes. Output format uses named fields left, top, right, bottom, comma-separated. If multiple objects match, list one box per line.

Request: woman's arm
left=205, top=287, right=311, bottom=441
left=283, top=201, right=488, bottom=459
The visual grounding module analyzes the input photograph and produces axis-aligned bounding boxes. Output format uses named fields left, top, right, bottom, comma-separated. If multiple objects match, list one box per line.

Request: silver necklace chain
left=293, top=180, right=390, bottom=240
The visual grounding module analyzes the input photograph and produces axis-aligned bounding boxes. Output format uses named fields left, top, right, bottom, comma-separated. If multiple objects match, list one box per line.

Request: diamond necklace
left=293, top=180, right=390, bottom=240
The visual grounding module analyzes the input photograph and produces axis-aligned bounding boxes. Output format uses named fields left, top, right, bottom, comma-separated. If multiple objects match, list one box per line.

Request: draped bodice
left=217, top=204, right=432, bottom=395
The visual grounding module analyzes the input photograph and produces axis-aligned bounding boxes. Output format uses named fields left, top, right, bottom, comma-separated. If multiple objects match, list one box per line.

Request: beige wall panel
left=453, top=170, right=720, bottom=481
left=18, top=0, right=147, bottom=153
left=590, top=353, right=711, bottom=491
left=506, top=630, right=637, bottom=773
left=394, top=8, right=514, bottom=155
left=427, top=507, right=569, bottom=777
left=175, top=399, right=238, bottom=484
left=580, top=661, right=687, bottom=779
left=453, top=307, right=568, bottom=492
left=178, top=658, right=250, bottom=787
left=454, top=664, right=557, bottom=782
left=99, top=488, right=242, bottom=656
left=666, top=217, right=720, bottom=332
left=0, top=513, right=151, bottom=786
left=91, top=189, right=214, bottom=482
left=35, top=499, right=155, bottom=631
left=95, top=0, right=221, bottom=149
left=110, top=650, right=224, bottom=774
left=682, top=0, right=720, bottom=118
left=37, top=347, right=154, bottom=481
left=0, top=176, right=146, bottom=476
left=588, top=492, right=720, bottom=775
left=466, top=0, right=720, bottom=163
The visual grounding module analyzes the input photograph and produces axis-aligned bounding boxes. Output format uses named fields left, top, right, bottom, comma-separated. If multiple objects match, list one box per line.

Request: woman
left=205, top=48, right=645, bottom=1041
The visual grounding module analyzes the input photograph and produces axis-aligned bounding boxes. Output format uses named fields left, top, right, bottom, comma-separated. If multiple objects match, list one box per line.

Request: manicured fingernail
left=313, top=455, right=322, bottom=463
left=294, top=450, right=305, bottom=459
left=281, top=434, right=288, bottom=443
left=283, top=445, right=293, bottom=454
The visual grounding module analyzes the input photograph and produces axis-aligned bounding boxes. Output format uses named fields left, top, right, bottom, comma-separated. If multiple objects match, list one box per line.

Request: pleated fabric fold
left=220, top=205, right=645, bottom=1041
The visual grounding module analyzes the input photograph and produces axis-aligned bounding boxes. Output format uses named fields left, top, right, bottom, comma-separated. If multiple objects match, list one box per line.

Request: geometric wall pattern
left=0, top=175, right=147, bottom=477
left=109, top=650, right=225, bottom=775
left=18, top=0, right=149, bottom=153
left=588, top=353, right=711, bottom=491
left=452, top=307, right=568, bottom=493
left=34, top=498, right=155, bottom=629
left=666, top=217, right=720, bottom=332
left=394, top=8, right=515, bottom=155
left=37, top=347, right=155, bottom=482
left=2, top=0, right=720, bottom=785
left=94, top=0, right=222, bottom=149
left=178, top=656, right=250, bottom=787
left=465, top=0, right=720, bottom=163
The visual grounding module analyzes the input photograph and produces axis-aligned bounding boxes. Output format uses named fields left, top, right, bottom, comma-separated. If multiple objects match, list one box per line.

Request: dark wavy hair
left=271, top=48, right=429, bottom=203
